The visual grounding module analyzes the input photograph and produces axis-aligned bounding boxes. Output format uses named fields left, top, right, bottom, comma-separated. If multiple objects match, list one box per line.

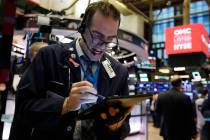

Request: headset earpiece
left=78, top=3, right=93, bottom=34
left=78, top=20, right=86, bottom=34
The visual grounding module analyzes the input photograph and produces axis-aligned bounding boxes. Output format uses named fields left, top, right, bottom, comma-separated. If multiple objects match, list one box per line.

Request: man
left=195, top=89, right=208, bottom=133
left=156, top=77, right=197, bottom=140
left=201, top=90, right=210, bottom=140
left=9, top=1, right=131, bottom=140
left=29, top=42, right=48, bottom=61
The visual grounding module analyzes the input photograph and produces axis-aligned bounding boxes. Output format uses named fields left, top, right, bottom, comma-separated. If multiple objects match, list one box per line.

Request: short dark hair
left=201, top=89, right=208, bottom=96
left=171, top=78, right=182, bottom=88
left=84, top=1, right=121, bottom=28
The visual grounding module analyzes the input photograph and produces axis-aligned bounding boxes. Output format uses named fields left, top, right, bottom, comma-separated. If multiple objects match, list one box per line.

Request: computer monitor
left=139, top=73, right=148, bottom=82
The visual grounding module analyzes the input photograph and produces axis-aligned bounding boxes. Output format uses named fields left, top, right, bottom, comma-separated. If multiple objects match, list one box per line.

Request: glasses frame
left=87, top=27, right=119, bottom=47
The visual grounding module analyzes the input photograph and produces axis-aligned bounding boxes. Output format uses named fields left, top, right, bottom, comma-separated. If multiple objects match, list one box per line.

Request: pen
left=79, top=88, right=106, bottom=100
left=85, top=91, right=106, bottom=100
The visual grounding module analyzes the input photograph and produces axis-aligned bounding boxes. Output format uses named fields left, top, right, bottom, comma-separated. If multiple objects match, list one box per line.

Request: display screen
left=192, top=71, right=202, bottom=80
left=165, top=23, right=209, bottom=57
left=135, top=82, right=170, bottom=93
left=136, top=57, right=156, bottom=69
left=139, top=73, right=149, bottom=82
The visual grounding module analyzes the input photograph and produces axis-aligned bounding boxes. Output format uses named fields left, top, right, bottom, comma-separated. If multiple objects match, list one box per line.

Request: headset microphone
left=81, top=34, right=97, bottom=55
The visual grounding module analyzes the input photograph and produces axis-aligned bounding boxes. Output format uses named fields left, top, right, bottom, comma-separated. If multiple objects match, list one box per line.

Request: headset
left=77, top=3, right=99, bottom=56
left=77, top=3, right=95, bottom=34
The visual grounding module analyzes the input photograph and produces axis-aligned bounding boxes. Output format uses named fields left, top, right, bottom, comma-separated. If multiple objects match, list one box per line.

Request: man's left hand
left=100, top=106, right=133, bottom=131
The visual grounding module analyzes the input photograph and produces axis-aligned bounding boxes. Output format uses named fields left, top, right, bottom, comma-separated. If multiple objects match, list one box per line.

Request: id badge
left=102, top=60, right=116, bottom=78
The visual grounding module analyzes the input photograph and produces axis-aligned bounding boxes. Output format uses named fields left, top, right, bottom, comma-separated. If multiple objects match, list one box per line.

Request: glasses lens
left=89, top=29, right=118, bottom=47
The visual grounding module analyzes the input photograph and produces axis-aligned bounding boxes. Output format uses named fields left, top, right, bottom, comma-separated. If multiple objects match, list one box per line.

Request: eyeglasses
left=88, top=28, right=119, bottom=47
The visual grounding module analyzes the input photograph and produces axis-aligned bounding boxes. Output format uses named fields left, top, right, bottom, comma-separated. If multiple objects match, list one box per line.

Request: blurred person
left=201, top=90, right=210, bottom=140
left=156, top=77, right=197, bottom=140
left=29, top=42, right=48, bottom=61
left=11, top=42, right=48, bottom=93
left=9, top=2, right=132, bottom=140
left=195, top=89, right=208, bottom=133
left=150, top=92, right=159, bottom=127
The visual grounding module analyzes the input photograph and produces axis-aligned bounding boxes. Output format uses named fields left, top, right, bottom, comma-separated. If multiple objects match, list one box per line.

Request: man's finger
left=124, top=106, right=133, bottom=116
left=72, top=81, right=93, bottom=88
left=108, top=107, right=120, bottom=116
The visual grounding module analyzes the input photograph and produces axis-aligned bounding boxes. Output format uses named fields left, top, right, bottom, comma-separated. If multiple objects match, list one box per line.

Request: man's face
left=82, top=10, right=119, bottom=61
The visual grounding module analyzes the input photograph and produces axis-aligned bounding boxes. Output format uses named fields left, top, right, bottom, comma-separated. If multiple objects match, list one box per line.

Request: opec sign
left=165, top=23, right=210, bottom=57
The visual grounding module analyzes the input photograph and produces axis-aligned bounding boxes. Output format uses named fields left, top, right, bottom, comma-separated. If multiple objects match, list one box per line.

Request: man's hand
left=100, top=105, right=133, bottom=131
left=192, top=132, right=198, bottom=140
left=62, top=81, right=98, bottom=114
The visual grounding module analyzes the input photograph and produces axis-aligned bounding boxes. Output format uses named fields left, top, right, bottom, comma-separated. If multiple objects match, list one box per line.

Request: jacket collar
left=60, top=41, right=115, bottom=95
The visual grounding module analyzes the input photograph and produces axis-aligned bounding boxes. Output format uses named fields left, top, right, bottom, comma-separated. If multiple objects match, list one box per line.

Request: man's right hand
left=62, top=81, right=98, bottom=114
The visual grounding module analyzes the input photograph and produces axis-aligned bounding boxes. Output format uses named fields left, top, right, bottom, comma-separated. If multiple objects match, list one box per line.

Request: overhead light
left=56, top=35, right=73, bottom=43
left=174, top=67, right=186, bottom=71
left=170, top=75, right=180, bottom=79
left=155, top=75, right=170, bottom=80
left=179, top=75, right=190, bottom=79
left=124, top=60, right=127, bottom=64
left=129, top=74, right=136, bottom=78
left=191, top=78, right=205, bottom=82
left=191, top=79, right=201, bottom=82
left=201, top=78, right=206, bottom=81
left=37, top=16, right=50, bottom=26
left=159, top=68, right=170, bottom=74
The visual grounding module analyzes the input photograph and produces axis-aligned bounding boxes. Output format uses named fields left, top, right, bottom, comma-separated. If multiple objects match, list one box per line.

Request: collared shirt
left=74, top=39, right=100, bottom=140
left=75, top=38, right=99, bottom=87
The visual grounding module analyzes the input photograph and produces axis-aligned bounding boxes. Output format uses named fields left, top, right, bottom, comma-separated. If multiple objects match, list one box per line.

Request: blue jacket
left=9, top=41, right=130, bottom=140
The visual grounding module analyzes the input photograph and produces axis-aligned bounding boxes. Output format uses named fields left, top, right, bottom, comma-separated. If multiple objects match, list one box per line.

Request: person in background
left=156, top=77, right=197, bottom=140
left=29, top=42, right=48, bottom=61
left=150, top=92, right=159, bottom=127
left=195, top=89, right=208, bottom=137
left=9, top=1, right=132, bottom=140
left=201, top=89, right=210, bottom=140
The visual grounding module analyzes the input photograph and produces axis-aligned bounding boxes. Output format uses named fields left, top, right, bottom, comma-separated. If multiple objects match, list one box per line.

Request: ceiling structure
left=15, top=0, right=209, bottom=22
left=120, top=0, right=210, bottom=22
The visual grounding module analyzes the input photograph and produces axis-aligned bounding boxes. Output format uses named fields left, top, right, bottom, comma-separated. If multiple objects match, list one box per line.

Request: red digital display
left=165, top=23, right=210, bottom=57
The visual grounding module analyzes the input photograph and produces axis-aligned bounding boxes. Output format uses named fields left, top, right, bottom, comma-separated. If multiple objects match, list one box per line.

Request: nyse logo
left=174, top=43, right=192, bottom=50
left=173, top=27, right=192, bottom=51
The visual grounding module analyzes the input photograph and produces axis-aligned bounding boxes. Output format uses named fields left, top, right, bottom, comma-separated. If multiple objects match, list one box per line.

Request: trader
left=201, top=89, right=210, bottom=140
left=156, top=77, right=197, bottom=140
left=9, top=1, right=131, bottom=140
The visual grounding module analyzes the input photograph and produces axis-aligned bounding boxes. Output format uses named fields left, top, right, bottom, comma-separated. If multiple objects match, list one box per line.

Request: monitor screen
left=139, top=73, right=148, bottom=82
left=192, top=71, right=201, bottom=80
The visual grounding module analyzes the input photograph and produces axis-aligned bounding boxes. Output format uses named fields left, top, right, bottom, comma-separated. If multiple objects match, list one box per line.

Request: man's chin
left=90, top=54, right=103, bottom=62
